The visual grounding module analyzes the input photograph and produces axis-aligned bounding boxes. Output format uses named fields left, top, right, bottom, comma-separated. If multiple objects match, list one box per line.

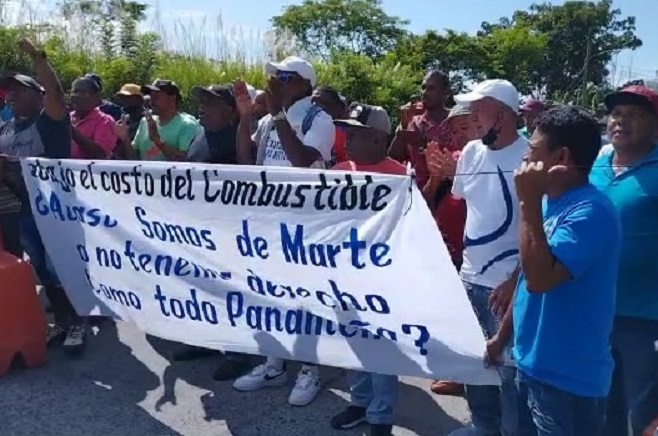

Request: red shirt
left=433, top=150, right=466, bottom=263
left=407, top=113, right=455, bottom=188
left=333, top=127, right=348, bottom=163
left=332, top=157, right=407, bottom=175
left=406, top=113, right=465, bottom=264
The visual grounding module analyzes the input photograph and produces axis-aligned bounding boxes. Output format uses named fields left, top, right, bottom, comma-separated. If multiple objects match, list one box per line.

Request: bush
left=0, top=13, right=418, bottom=120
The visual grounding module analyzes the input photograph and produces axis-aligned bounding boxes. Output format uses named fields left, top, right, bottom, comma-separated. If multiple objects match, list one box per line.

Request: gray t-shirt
left=0, top=111, right=71, bottom=214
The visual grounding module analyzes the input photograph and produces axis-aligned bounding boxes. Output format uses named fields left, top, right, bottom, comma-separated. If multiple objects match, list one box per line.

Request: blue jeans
left=348, top=370, right=398, bottom=425
left=20, top=211, right=59, bottom=287
left=463, top=280, right=519, bottom=436
left=20, top=211, right=80, bottom=326
left=517, top=371, right=607, bottom=436
left=605, top=316, right=658, bottom=436
left=0, top=212, right=22, bottom=257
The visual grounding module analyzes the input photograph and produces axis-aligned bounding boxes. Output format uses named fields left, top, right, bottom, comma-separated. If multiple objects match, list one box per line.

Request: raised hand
left=144, top=111, right=161, bottom=144
left=265, top=76, right=284, bottom=115
left=113, top=114, right=130, bottom=141
left=426, top=142, right=457, bottom=179
left=514, top=161, right=567, bottom=203
left=400, top=101, right=424, bottom=129
left=232, top=79, right=253, bottom=119
left=18, top=37, right=39, bottom=58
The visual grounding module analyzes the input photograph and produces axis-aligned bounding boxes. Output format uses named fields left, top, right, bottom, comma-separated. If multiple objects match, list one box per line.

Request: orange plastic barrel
left=0, top=228, right=47, bottom=376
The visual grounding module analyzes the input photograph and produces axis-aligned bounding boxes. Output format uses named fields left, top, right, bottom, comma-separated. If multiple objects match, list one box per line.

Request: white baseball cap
left=265, top=56, right=317, bottom=87
left=455, top=79, right=520, bottom=113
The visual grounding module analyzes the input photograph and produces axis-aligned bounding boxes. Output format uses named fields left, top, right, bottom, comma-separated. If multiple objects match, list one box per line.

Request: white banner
left=22, top=158, right=499, bottom=385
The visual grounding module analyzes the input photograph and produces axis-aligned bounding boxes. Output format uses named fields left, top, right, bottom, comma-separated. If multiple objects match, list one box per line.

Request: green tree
left=393, top=30, right=480, bottom=92
left=552, top=82, right=611, bottom=116
left=59, top=0, right=147, bottom=22
left=317, top=50, right=420, bottom=125
left=59, top=0, right=148, bottom=56
left=271, top=0, right=408, bottom=60
left=0, top=26, right=33, bottom=74
left=479, top=0, right=642, bottom=98
left=471, top=23, right=547, bottom=94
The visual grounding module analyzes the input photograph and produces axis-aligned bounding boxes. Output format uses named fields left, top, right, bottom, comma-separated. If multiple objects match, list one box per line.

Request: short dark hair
left=84, top=73, right=103, bottom=91
left=425, top=70, right=450, bottom=89
left=315, top=85, right=346, bottom=108
left=74, top=76, right=101, bottom=94
left=424, top=70, right=455, bottom=107
left=535, top=105, right=602, bottom=173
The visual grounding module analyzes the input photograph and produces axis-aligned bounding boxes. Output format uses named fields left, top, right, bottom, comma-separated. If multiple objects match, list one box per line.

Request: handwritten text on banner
left=22, top=158, right=498, bottom=385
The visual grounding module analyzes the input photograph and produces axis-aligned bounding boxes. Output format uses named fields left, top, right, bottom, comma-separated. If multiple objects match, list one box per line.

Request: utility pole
left=581, top=27, right=592, bottom=106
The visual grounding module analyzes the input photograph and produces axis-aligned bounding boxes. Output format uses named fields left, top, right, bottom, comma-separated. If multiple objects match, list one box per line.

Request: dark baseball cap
left=191, top=84, right=236, bottom=108
left=605, top=85, right=658, bottom=115
left=141, top=79, right=180, bottom=96
left=0, top=73, right=45, bottom=94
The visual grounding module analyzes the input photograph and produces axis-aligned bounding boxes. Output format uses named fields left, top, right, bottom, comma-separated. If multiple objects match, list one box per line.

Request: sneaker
left=62, top=324, right=87, bottom=352
left=46, top=324, right=66, bottom=347
left=330, top=406, right=367, bottom=430
left=288, top=367, right=321, bottom=406
left=232, top=363, right=288, bottom=391
left=370, top=424, right=393, bottom=436
left=213, top=357, right=252, bottom=381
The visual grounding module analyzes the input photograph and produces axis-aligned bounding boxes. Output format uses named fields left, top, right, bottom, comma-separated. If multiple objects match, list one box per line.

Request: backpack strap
left=302, top=104, right=323, bottom=135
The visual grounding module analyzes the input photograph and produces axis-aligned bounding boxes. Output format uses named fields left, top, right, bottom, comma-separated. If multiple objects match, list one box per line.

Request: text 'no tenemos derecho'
left=25, top=159, right=433, bottom=357
left=28, top=160, right=398, bottom=212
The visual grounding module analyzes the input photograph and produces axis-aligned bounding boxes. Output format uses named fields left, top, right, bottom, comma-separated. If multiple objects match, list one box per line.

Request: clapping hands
left=426, top=141, right=457, bottom=179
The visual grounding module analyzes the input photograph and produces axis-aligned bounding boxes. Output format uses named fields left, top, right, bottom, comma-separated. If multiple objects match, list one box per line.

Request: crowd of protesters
left=0, top=37, right=656, bottom=436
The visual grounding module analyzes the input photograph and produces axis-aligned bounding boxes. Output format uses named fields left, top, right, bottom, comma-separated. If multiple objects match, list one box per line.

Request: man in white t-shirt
left=446, top=80, right=527, bottom=436
left=232, top=56, right=335, bottom=407
left=235, top=56, right=335, bottom=168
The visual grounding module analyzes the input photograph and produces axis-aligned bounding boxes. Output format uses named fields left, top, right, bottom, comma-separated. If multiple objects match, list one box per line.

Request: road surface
left=1, top=318, right=470, bottom=436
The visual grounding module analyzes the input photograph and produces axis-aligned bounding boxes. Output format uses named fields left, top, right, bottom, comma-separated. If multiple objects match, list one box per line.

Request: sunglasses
left=277, top=71, right=300, bottom=83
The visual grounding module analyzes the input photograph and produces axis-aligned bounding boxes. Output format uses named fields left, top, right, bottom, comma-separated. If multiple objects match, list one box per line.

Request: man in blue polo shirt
left=512, top=106, right=621, bottom=435
left=591, top=85, right=658, bottom=436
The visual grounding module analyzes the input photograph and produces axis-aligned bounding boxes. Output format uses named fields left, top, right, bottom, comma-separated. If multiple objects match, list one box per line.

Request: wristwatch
left=272, top=111, right=286, bottom=122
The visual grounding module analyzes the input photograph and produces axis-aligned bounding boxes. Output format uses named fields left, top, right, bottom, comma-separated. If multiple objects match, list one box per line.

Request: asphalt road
left=0, top=318, right=470, bottom=436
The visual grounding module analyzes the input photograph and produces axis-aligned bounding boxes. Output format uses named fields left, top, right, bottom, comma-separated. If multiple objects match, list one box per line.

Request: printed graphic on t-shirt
left=454, top=137, right=528, bottom=288
left=263, top=129, right=292, bottom=166
left=0, top=122, right=44, bottom=158
left=463, top=166, right=518, bottom=276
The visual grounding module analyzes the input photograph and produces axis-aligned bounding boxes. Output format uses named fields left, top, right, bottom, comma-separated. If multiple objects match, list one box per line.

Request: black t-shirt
left=100, top=100, right=122, bottom=121
left=186, top=125, right=237, bottom=164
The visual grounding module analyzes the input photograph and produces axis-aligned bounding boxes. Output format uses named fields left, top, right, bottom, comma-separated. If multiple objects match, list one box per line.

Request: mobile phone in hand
left=397, top=129, right=425, bottom=148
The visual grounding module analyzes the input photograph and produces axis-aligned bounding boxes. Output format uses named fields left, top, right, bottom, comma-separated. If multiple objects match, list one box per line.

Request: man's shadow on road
left=9, top=167, right=178, bottom=435
left=144, top=317, right=356, bottom=436
left=144, top=303, right=464, bottom=436
left=3, top=321, right=178, bottom=436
